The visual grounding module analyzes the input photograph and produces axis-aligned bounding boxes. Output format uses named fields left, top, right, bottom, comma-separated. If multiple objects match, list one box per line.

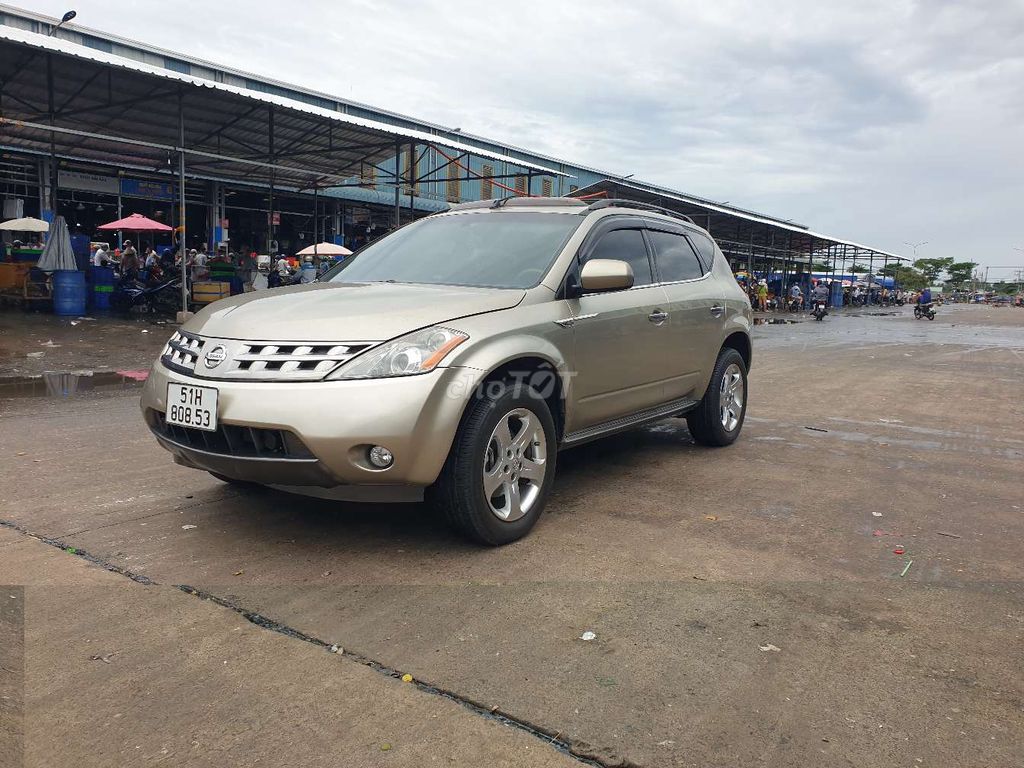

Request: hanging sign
left=121, top=178, right=175, bottom=201
left=59, top=170, right=118, bottom=195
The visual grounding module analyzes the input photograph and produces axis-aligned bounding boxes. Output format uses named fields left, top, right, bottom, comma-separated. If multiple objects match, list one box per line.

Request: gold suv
left=141, top=198, right=752, bottom=544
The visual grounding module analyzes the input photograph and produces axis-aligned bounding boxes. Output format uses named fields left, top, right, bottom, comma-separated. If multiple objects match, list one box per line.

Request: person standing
left=92, top=243, right=109, bottom=267
left=189, top=248, right=208, bottom=282
left=757, top=279, right=768, bottom=312
left=120, top=239, right=140, bottom=280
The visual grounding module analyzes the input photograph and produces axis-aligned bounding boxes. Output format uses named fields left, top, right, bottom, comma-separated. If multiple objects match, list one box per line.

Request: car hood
left=184, top=282, right=526, bottom=342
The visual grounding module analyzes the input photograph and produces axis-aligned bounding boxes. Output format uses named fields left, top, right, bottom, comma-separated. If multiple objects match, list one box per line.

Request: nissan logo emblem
left=204, top=345, right=228, bottom=368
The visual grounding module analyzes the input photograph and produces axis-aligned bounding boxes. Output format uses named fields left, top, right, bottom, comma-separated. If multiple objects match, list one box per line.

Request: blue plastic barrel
left=91, top=266, right=115, bottom=310
left=53, top=270, right=87, bottom=316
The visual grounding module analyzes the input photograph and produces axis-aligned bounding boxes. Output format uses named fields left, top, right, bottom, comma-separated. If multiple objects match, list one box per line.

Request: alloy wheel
left=719, top=363, right=744, bottom=432
left=482, top=408, right=547, bottom=522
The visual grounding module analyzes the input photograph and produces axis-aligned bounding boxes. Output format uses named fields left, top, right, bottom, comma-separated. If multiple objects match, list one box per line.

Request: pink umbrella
left=96, top=213, right=173, bottom=232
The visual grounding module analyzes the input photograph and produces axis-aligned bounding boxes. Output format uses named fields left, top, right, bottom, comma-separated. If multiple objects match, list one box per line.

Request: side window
left=586, top=229, right=653, bottom=286
left=688, top=232, right=717, bottom=272
left=648, top=230, right=703, bottom=282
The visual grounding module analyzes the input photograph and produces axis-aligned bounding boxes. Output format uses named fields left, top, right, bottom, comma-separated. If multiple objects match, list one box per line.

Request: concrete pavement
left=1, top=304, right=1023, bottom=767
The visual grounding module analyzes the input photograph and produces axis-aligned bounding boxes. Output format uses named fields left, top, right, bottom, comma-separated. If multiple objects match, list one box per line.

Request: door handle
left=709, top=304, right=725, bottom=317
left=648, top=309, right=669, bottom=325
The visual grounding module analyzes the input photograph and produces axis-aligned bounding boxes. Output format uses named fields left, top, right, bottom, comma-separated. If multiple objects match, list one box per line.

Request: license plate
left=166, top=383, right=218, bottom=432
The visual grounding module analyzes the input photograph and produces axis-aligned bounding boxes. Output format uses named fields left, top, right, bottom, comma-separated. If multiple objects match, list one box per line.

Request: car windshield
left=324, top=212, right=583, bottom=289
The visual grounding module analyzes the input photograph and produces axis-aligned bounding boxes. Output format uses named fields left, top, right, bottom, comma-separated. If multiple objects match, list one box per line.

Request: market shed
left=571, top=179, right=908, bottom=284
left=0, top=25, right=564, bottom=227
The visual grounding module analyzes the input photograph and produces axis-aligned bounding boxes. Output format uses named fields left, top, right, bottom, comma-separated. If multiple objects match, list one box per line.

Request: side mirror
left=580, top=259, right=634, bottom=293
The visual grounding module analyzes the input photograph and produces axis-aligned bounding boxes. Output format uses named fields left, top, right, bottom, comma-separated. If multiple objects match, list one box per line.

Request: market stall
left=0, top=216, right=49, bottom=296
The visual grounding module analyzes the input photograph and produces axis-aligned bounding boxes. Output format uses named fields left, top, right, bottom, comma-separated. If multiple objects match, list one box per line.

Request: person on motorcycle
left=275, top=255, right=293, bottom=278
left=918, top=287, right=932, bottom=306
left=789, top=282, right=803, bottom=311
left=812, top=281, right=829, bottom=305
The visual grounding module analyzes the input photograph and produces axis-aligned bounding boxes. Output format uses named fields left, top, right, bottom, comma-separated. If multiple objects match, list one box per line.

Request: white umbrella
left=296, top=242, right=352, bottom=256
left=0, top=216, right=49, bottom=232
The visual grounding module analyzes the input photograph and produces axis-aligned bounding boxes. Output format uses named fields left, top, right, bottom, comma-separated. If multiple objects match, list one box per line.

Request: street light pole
left=47, top=10, right=76, bottom=36
left=903, top=240, right=928, bottom=261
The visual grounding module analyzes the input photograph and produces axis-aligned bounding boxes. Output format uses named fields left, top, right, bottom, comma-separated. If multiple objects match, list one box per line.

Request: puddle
left=0, top=370, right=149, bottom=398
left=753, top=317, right=800, bottom=325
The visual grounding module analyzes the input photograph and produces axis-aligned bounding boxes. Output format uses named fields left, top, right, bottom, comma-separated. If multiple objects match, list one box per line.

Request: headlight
left=326, top=326, right=468, bottom=380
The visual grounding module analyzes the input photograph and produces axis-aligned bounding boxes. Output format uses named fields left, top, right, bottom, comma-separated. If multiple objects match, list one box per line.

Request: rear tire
left=430, top=381, right=556, bottom=546
left=686, top=348, right=748, bottom=447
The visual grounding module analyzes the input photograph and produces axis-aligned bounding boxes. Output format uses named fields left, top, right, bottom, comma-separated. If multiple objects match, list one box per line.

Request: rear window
left=648, top=230, right=704, bottom=282
left=688, top=232, right=717, bottom=272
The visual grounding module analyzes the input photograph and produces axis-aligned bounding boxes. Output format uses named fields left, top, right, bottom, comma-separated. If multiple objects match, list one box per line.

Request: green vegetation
left=946, top=261, right=978, bottom=288
left=880, top=263, right=928, bottom=291
left=913, top=257, right=954, bottom=283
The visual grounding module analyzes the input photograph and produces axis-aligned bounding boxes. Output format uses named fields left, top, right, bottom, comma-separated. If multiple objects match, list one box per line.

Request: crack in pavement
left=0, top=517, right=628, bottom=768
left=176, top=584, right=614, bottom=767
left=0, top=518, right=155, bottom=585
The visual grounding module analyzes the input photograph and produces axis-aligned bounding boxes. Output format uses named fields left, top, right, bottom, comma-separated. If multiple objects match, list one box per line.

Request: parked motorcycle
left=110, top=273, right=183, bottom=315
left=913, top=302, right=936, bottom=321
left=812, top=298, right=829, bottom=321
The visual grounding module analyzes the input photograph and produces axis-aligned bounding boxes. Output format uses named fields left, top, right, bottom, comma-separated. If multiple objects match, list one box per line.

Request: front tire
left=686, top=348, right=748, bottom=447
left=430, top=381, right=556, bottom=545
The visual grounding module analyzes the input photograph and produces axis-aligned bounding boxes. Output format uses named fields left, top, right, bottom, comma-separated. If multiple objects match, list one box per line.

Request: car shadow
left=184, top=417, right=700, bottom=555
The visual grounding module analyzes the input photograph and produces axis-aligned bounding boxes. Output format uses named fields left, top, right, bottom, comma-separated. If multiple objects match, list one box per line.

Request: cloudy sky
left=25, top=0, right=1024, bottom=272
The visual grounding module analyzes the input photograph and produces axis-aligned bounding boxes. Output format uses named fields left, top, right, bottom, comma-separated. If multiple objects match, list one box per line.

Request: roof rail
left=586, top=198, right=696, bottom=225
left=447, top=197, right=587, bottom=212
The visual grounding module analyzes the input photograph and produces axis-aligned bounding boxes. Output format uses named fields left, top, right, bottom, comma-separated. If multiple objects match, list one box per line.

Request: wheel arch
left=722, top=331, right=752, bottom=371
left=476, top=355, right=568, bottom=443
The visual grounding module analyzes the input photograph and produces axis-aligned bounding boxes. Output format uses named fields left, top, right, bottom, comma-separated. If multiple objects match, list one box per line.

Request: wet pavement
left=0, top=309, right=169, bottom=378
left=1, top=303, right=1023, bottom=767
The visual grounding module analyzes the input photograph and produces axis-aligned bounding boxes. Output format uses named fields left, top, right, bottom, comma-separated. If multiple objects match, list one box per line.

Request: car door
left=645, top=225, right=721, bottom=400
left=563, top=222, right=674, bottom=431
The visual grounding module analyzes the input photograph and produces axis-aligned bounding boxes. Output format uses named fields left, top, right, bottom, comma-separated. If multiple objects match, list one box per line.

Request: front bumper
left=141, top=360, right=477, bottom=493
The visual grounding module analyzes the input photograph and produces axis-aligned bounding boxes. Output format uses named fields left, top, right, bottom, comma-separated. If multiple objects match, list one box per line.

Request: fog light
left=368, top=445, right=394, bottom=468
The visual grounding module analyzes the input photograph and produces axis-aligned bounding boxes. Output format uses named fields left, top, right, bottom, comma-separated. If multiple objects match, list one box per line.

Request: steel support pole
left=747, top=228, right=754, bottom=278
left=267, top=106, right=275, bottom=256
left=403, top=141, right=411, bottom=211
left=46, top=53, right=56, bottom=217
left=842, top=245, right=848, bottom=306
left=312, top=184, right=319, bottom=264
left=393, top=141, right=401, bottom=230
left=178, top=91, right=188, bottom=313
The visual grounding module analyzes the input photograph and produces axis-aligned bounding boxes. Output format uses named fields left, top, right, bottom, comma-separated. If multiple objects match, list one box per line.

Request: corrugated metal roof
left=575, top=179, right=905, bottom=260
left=0, top=25, right=567, bottom=178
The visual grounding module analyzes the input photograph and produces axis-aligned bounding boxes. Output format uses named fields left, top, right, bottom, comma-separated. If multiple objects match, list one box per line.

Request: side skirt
left=560, top=397, right=700, bottom=449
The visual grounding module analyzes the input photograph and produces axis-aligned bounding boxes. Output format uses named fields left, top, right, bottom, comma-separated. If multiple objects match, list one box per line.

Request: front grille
left=160, top=330, right=206, bottom=374
left=221, top=342, right=376, bottom=380
left=160, top=333, right=379, bottom=381
left=149, top=411, right=314, bottom=460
